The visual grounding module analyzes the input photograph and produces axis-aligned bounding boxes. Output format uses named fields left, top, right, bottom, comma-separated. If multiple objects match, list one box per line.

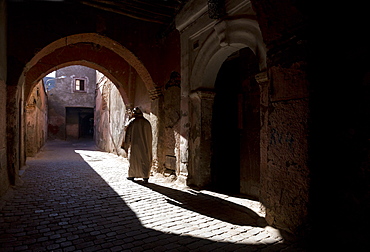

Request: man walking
left=122, top=107, right=152, bottom=183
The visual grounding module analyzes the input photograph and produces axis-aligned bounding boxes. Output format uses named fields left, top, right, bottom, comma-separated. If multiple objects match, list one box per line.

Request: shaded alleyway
left=0, top=140, right=302, bottom=251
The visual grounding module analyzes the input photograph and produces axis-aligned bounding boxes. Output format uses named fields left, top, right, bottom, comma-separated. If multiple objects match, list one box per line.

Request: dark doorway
left=211, top=48, right=260, bottom=198
left=66, top=107, right=94, bottom=139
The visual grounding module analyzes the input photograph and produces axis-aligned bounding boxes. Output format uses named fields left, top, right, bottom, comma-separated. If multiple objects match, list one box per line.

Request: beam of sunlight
left=74, top=148, right=285, bottom=246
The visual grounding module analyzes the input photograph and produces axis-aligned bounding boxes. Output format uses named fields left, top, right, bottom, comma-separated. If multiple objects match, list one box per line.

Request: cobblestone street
left=0, top=140, right=303, bottom=251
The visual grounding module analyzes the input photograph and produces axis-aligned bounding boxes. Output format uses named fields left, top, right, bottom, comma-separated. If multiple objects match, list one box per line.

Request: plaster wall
left=95, top=71, right=126, bottom=156
left=163, top=83, right=181, bottom=174
left=133, top=75, right=151, bottom=114
left=25, top=80, right=48, bottom=157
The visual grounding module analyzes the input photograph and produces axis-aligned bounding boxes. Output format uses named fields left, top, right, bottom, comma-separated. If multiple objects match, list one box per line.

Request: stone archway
left=7, top=33, right=160, bottom=187
left=22, top=33, right=157, bottom=105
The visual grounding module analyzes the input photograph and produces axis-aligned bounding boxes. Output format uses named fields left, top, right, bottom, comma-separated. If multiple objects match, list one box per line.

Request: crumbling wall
left=262, top=66, right=310, bottom=234
left=162, top=72, right=181, bottom=175
left=25, top=80, right=48, bottom=157
left=95, top=71, right=127, bottom=156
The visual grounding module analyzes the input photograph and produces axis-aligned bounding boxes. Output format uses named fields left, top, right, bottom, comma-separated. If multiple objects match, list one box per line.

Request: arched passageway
left=8, top=33, right=162, bottom=187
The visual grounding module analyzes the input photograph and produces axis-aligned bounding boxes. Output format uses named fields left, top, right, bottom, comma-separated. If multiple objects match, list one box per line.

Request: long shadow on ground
left=136, top=182, right=267, bottom=227
left=0, top=140, right=298, bottom=251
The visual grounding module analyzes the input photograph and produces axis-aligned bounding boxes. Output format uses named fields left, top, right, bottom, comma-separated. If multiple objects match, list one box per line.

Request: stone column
left=188, top=90, right=215, bottom=187
left=256, top=70, right=269, bottom=215
left=178, top=90, right=190, bottom=185
left=264, top=65, right=310, bottom=234
left=149, top=87, right=164, bottom=173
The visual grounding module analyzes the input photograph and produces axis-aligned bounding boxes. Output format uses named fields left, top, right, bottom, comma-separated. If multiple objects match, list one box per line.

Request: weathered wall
left=251, top=0, right=310, bottom=237
left=261, top=65, right=310, bottom=235
left=133, top=74, right=151, bottom=114
left=0, top=0, right=8, bottom=196
left=25, top=80, right=48, bottom=157
left=162, top=72, right=181, bottom=174
left=95, top=71, right=126, bottom=156
left=48, top=65, right=96, bottom=140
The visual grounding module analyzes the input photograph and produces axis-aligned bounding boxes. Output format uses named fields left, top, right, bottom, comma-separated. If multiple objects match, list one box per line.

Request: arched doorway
left=180, top=15, right=267, bottom=189
left=211, top=47, right=260, bottom=198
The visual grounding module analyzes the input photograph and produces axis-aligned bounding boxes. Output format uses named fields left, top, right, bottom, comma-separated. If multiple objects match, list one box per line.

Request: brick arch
left=22, top=33, right=156, bottom=104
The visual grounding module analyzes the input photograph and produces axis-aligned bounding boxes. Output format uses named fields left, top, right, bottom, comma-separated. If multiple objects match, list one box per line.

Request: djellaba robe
left=124, top=116, right=153, bottom=178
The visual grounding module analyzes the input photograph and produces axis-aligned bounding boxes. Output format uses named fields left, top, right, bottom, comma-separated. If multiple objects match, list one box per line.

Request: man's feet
left=127, top=177, right=148, bottom=183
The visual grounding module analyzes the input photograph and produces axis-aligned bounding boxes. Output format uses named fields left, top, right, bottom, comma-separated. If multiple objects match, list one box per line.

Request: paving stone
left=46, top=243, right=60, bottom=250
left=63, top=246, right=76, bottom=252
left=0, top=140, right=306, bottom=252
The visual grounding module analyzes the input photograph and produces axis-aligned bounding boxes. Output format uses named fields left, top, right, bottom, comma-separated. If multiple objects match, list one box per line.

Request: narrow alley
left=0, top=140, right=301, bottom=252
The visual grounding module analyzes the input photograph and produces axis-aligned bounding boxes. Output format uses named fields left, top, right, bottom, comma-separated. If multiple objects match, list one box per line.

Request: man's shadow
left=136, top=181, right=267, bottom=227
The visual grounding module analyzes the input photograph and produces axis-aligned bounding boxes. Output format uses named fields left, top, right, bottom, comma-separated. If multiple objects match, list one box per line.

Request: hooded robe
left=125, top=115, right=153, bottom=178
